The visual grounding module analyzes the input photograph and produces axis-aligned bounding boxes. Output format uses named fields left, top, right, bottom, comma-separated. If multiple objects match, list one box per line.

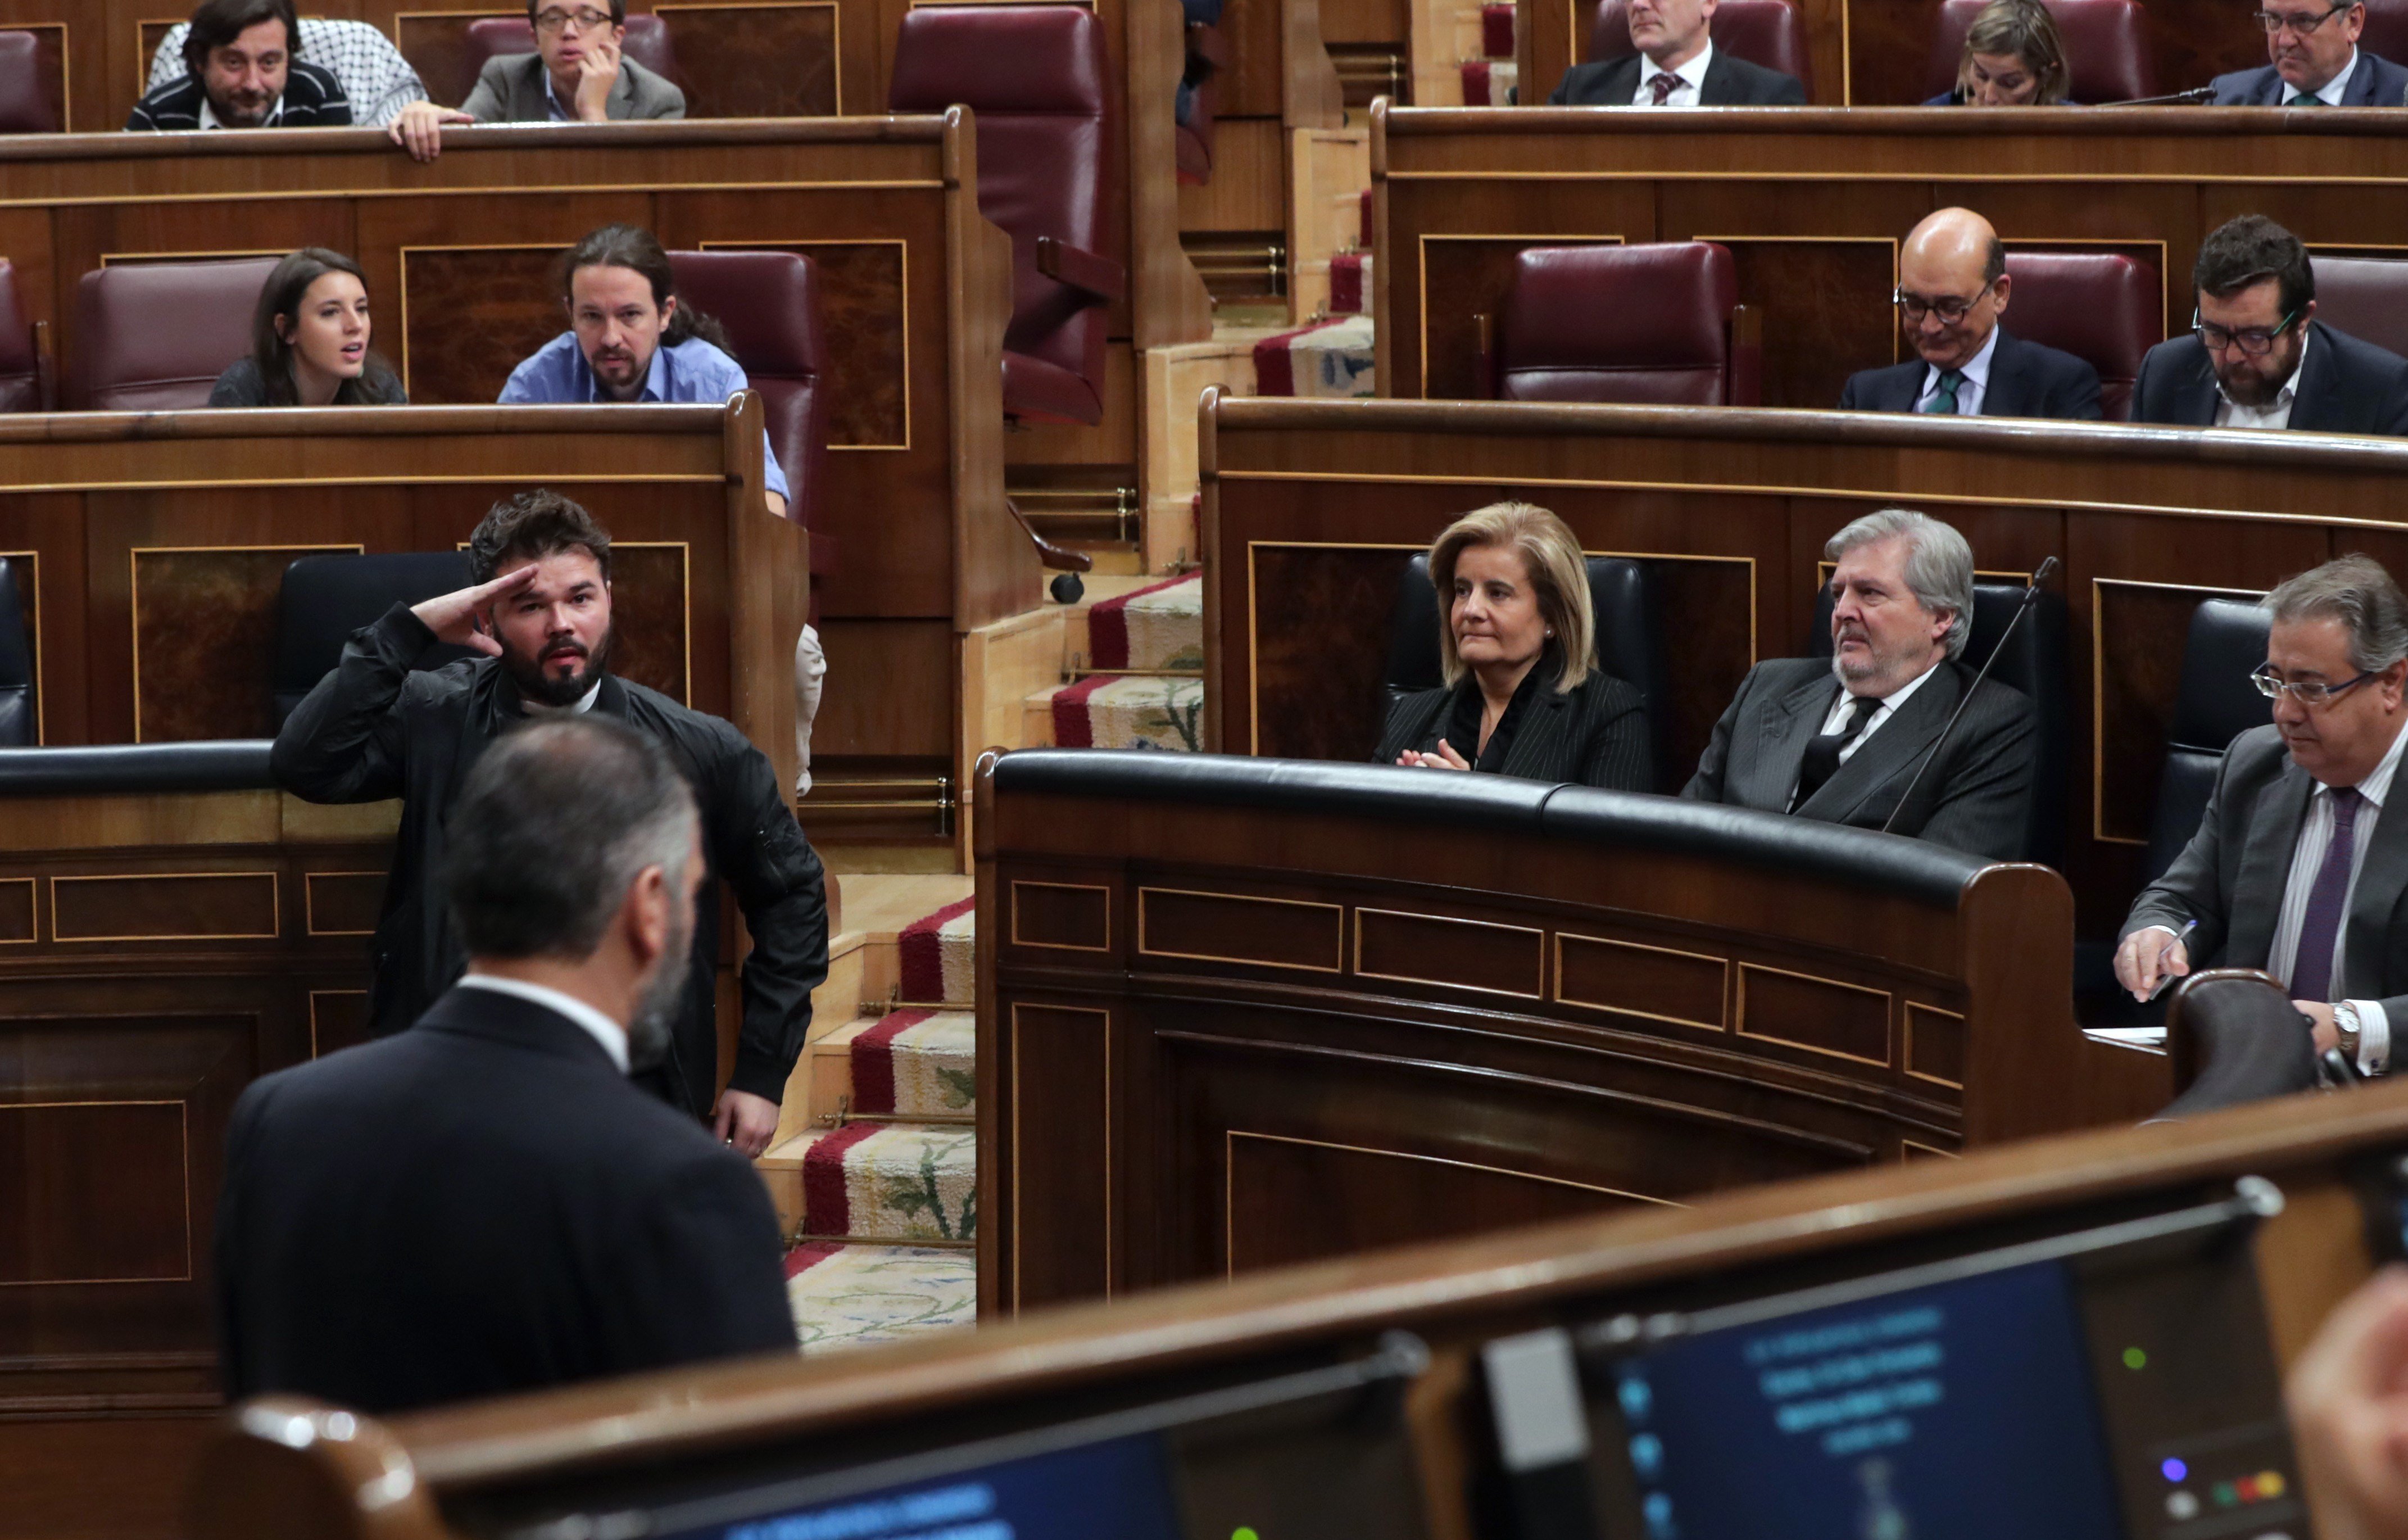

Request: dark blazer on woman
left=209, top=355, right=407, bottom=407
left=1375, top=658, right=1652, bottom=791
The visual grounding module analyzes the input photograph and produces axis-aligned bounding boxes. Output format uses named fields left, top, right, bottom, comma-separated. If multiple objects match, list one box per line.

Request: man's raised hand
left=410, top=565, right=536, bottom=656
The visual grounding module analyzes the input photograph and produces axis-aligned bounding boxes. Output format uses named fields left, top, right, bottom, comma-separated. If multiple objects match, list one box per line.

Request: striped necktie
left=1922, top=369, right=1966, bottom=415
left=1649, top=72, right=1680, bottom=105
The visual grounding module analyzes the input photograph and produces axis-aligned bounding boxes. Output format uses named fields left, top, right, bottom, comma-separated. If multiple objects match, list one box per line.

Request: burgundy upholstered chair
left=665, top=250, right=827, bottom=533
left=2358, top=0, right=2408, bottom=69
left=0, top=30, right=57, bottom=133
left=1589, top=0, right=1812, bottom=97
left=1920, top=0, right=2154, bottom=103
left=0, top=261, right=42, bottom=413
left=2307, top=256, right=2408, bottom=363
left=65, top=257, right=281, bottom=412
left=890, top=4, right=1126, bottom=426
left=1999, top=251, right=2161, bottom=421
left=1486, top=243, right=1760, bottom=405
left=461, top=15, right=683, bottom=90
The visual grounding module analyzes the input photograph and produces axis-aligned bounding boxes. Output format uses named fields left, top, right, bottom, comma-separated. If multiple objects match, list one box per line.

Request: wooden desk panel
left=1374, top=106, right=2408, bottom=413
left=1200, top=396, right=2408, bottom=936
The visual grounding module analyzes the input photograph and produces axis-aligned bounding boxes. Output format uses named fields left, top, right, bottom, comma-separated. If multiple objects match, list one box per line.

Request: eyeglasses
left=2252, top=664, right=2378, bottom=706
left=532, top=6, right=615, bottom=33
left=2254, top=3, right=2350, bottom=33
left=1894, top=286, right=1993, bottom=325
left=2194, top=307, right=2302, bottom=356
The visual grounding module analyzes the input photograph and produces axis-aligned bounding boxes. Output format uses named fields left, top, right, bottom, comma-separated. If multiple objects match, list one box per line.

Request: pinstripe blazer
left=1375, top=668, right=1653, bottom=791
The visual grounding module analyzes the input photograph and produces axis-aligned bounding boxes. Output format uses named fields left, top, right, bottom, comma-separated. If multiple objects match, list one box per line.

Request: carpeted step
left=852, top=1008, right=976, bottom=1117
left=800, top=1122, right=978, bottom=1244
left=1481, top=1, right=1514, bottom=57
left=1085, top=573, right=1203, bottom=672
left=786, top=1240, right=977, bottom=1355
left=1461, top=58, right=1517, bottom=104
left=1253, top=313, right=1376, bottom=398
left=1331, top=250, right=1374, bottom=316
left=898, top=895, right=975, bottom=1004
left=1037, top=674, right=1207, bottom=751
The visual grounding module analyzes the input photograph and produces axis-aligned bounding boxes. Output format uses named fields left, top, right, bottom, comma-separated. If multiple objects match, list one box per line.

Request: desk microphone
left=2106, top=86, right=2215, bottom=105
left=1879, top=555, right=2059, bottom=837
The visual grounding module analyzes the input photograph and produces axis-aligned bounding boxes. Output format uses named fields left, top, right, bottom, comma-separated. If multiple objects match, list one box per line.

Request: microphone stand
left=2104, top=86, right=2215, bottom=105
left=1879, top=555, right=2059, bottom=837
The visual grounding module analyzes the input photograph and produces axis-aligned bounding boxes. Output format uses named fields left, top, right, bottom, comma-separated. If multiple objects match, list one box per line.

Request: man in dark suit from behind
left=2209, top=0, right=2408, bottom=103
left=2130, top=215, right=2408, bottom=435
left=1681, top=509, right=2038, bottom=860
left=216, top=717, right=796, bottom=1415
left=1547, top=0, right=1807, bottom=104
left=1837, top=207, right=2103, bottom=422
left=2117, top=555, right=2408, bottom=1079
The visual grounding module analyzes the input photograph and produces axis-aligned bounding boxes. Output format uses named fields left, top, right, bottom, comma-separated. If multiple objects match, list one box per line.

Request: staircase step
left=1083, top=572, right=1203, bottom=672
left=854, top=1008, right=976, bottom=1117
left=898, top=895, right=976, bottom=1005
left=1254, top=314, right=1376, bottom=398
left=785, top=1240, right=977, bottom=1355
left=779, top=1122, right=978, bottom=1245
left=1031, top=674, right=1207, bottom=751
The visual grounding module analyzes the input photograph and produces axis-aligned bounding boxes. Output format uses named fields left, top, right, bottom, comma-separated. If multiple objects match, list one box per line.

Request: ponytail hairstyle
left=248, top=247, right=401, bottom=407
left=556, top=223, right=733, bottom=353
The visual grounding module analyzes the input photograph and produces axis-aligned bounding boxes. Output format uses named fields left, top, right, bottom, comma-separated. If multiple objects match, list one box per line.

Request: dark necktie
left=2289, top=786, right=2364, bottom=1002
left=2288, top=91, right=2327, bottom=105
left=1922, top=369, right=1966, bottom=415
left=1794, top=694, right=1882, bottom=809
left=1649, top=71, right=1680, bottom=105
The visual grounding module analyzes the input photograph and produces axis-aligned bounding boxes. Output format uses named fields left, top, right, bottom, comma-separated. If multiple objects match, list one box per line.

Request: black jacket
left=2129, top=320, right=2408, bottom=436
left=1375, top=667, right=1653, bottom=791
left=1680, top=655, right=2037, bottom=861
left=215, top=985, right=797, bottom=1414
left=270, top=604, right=829, bottom=1113
left=2210, top=49, right=2408, bottom=104
left=125, top=61, right=352, bottom=129
left=208, top=355, right=407, bottom=407
left=1549, top=50, right=1807, bottom=105
left=1838, top=329, right=2103, bottom=421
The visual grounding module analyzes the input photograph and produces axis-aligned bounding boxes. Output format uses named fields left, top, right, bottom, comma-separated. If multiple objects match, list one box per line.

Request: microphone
left=1879, top=555, right=2059, bottom=838
left=2105, top=85, right=2215, bottom=105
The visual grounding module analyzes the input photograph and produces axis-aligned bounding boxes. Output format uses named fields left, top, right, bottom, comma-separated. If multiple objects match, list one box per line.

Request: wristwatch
left=2335, top=1000, right=2364, bottom=1066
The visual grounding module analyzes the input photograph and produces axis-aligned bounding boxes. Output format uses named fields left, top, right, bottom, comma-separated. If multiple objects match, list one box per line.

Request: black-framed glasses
left=1894, top=286, right=1993, bottom=325
left=2194, top=307, right=2302, bottom=356
left=532, top=6, right=615, bottom=33
left=2252, top=664, right=2378, bottom=706
left=2254, top=2, right=2351, bottom=33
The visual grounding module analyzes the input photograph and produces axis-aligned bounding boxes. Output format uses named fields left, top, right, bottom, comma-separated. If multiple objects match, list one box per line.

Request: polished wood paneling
left=1012, top=879, right=1113, bottom=952
left=304, top=872, right=387, bottom=937
left=53, top=872, right=279, bottom=942
left=663, top=4, right=844, bottom=117
left=1007, top=1003, right=1113, bottom=1304
left=1138, top=885, right=1339, bottom=970
left=133, top=547, right=353, bottom=744
left=729, top=239, right=909, bottom=449
left=1558, top=931, right=1726, bottom=1029
left=0, top=1102, right=188, bottom=1285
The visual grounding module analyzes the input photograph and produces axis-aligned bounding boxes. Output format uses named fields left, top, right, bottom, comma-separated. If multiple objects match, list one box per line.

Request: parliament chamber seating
left=1811, top=579, right=2070, bottom=864
left=460, top=14, right=684, bottom=92
left=0, top=27, right=52, bottom=132
left=2162, top=969, right=2321, bottom=1118
left=1998, top=251, right=2161, bottom=422
left=2307, top=255, right=2408, bottom=363
left=2358, top=0, right=2408, bottom=65
left=1920, top=0, right=2156, bottom=102
left=1383, top=551, right=1671, bottom=787
left=890, top=4, right=1126, bottom=427
left=664, top=248, right=829, bottom=536
left=270, top=552, right=477, bottom=729
left=1588, top=0, right=1814, bottom=96
left=0, top=259, right=41, bottom=411
left=2145, top=597, right=2273, bottom=885
left=1485, top=242, right=1761, bottom=407
left=62, top=256, right=278, bottom=412
left=0, top=559, right=34, bottom=750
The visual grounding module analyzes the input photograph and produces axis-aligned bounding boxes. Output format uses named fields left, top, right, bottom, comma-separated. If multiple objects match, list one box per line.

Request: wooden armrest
left=1035, top=236, right=1127, bottom=304
left=1006, top=497, right=1093, bottom=573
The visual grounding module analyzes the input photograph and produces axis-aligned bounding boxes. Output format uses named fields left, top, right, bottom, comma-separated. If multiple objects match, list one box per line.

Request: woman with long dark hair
left=210, top=248, right=407, bottom=407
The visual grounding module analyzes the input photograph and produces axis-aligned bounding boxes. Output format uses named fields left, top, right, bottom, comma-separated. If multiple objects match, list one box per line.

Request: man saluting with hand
left=272, top=489, right=827, bottom=1154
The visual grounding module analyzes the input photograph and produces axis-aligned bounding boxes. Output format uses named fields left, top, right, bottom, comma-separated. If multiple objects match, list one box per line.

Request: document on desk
left=2083, top=1026, right=2167, bottom=1049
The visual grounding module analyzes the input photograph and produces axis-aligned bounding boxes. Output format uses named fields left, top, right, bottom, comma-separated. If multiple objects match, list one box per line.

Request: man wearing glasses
left=389, top=0, right=684, bottom=162
left=2209, top=0, right=2408, bottom=105
left=1838, top=207, right=2102, bottom=421
left=2132, top=215, right=2408, bottom=434
left=2117, top=555, right=2408, bottom=1077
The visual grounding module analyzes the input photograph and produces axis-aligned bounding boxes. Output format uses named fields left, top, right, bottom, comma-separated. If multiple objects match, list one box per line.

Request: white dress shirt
left=2292, top=48, right=2359, bottom=106
left=1629, top=40, right=1714, bottom=107
left=454, top=972, right=631, bottom=1072
left=1911, top=325, right=1999, bottom=418
left=1815, top=654, right=1943, bottom=767
left=521, top=680, right=602, bottom=717
left=2264, top=718, right=2408, bottom=1072
left=2215, top=325, right=2312, bottom=431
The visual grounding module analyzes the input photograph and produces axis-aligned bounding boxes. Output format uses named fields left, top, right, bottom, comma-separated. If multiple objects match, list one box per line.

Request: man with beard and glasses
left=1681, top=509, right=2038, bottom=860
left=271, top=490, right=828, bottom=1157
left=220, top=717, right=797, bottom=1414
left=125, top=0, right=351, bottom=130
left=2133, top=215, right=2408, bottom=436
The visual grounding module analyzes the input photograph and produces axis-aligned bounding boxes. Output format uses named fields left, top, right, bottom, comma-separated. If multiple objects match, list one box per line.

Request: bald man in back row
left=1840, top=207, right=2103, bottom=422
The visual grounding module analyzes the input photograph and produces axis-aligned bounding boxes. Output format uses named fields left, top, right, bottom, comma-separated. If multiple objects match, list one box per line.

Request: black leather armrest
left=0, top=740, right=276, bottom=794
left=1036, top=237, right=1128, bottom=304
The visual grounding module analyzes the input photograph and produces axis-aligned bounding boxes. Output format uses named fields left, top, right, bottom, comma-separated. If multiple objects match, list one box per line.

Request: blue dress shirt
left=498, top=332, right=790, bottom=501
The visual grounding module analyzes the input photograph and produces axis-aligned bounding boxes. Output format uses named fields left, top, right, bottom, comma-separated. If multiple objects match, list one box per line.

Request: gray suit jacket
left=460, top=52, right=685, bottom=122
left=1680, top=655, right=2038, bottom=861
left=2123, top=724, right=2408, bottom=1020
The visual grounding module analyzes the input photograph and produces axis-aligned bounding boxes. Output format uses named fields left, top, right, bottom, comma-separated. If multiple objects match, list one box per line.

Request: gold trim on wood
left=1553, top=931, right=1729, bottom=1031
left=1353, top=907, right=1544, bottom=999
left=1733, top=960, right=1894, bottom=1068
left=49, top=871, right=281, bottom=943
left=303, top=871, right=383, bottom=937
left=1902, top=1139, right=1962, bottom=1161
left=0, top=876, right=40, bottom=946
left=697, top=238, right=913, bottom=451
left=1135, top=885, right=1341, bottom=973
left=1689, top=234, right=1901, bottom=361
left=1008, top=1002, right=1113, bottom=1307
left=1009, top=878, right=1113, bottom=953
left=1903, top=1000, right=1966, bottom=1090
left=0, top=1098, right=191, bottom=1288
left=655, top=1, right=846, bottom=114
left=129, top=543, right=361, bottom=744
left=99, top=248, right=284, bottom=266
left=2090, top=576, right=2268, bottom=847
left=11, top=22, right=68, bottom=129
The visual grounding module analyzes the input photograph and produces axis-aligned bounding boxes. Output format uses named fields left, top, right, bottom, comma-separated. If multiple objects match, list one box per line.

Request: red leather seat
left=0, top=30, right=56, bottom=133
left=665, top=249, right=829, bottom=552
left=2360, top=0, right=2408, bottom=65
left=1491, top=243, right=1759, bottom=405
left=1589, top=0, right=1812, bottom=97
left=0, top=261, right=41, bottom=413
left=65, top=257, right=280, bottom=412
left=1921, top=0, right=2153, bottom=103
left=461, top=15, right=682, bottom=89
left=890, top=4, right=1126, bottom=425
left=2307, top=256, right=2408, bottom=363
left=2000, top=251, right=2159, bottom=421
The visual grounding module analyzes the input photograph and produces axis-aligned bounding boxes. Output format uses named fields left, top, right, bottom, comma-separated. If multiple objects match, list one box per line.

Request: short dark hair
left=468, top=489, right=612, bottom=585
left=2195, top=214, right=2315, bottom=318
left=528, top=0, right=629, bottom=22
left=184, top=0, right=299, bottom=74
left=247, top=248, right=401, bottom=407
left=558, top=223, right=732, bottom=353
left=442, top=717, right=697, bottom=962
left=1981, top=234, right=2006, bottom=288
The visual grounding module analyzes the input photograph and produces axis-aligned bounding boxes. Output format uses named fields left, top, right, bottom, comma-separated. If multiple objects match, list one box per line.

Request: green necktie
left=2288, top=91, right=2327, bottom=105
left=1922, top=369, right=1965, bottom=415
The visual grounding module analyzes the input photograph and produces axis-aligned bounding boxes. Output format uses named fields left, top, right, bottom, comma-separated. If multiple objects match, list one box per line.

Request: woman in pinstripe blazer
left=1375, top=502, right=1652, bottom=791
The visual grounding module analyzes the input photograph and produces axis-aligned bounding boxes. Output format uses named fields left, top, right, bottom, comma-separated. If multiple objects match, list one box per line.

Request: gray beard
left=624, top=911, right=692, bottom=1073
